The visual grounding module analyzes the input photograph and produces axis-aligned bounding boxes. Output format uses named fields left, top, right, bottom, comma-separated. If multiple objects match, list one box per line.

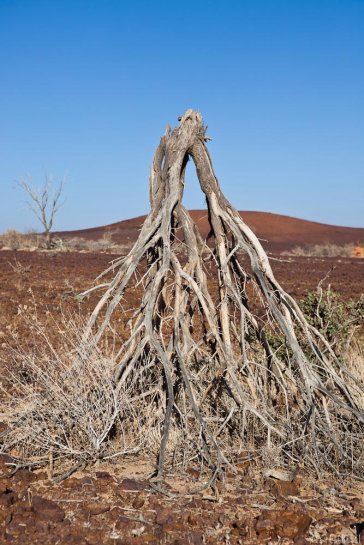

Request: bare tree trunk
left=82, top=110, right=364, bottom=484
left=45, top=230, right=52, bottom=250
left=17, top=176, right=64, bottom=249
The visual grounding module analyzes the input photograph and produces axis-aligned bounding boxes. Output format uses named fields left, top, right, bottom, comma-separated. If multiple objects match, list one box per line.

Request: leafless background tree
left=17, top=175, right=64, bottom=249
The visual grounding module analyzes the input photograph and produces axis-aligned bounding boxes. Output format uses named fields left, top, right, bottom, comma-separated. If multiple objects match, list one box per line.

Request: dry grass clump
left=59, top=236, right=130, bottom=254
left=0, top=315, right=242, bottom=481
left=0, top=317, right=154, bottom=481
left=0, top=229, right=42, bottom=251
left=284, top=243, right=356, bottom=257
left=0, top=229, right=23, bottom=250
left=0, top=229, right=131, bottom=254
left=346, top=342, right=364, bottom=385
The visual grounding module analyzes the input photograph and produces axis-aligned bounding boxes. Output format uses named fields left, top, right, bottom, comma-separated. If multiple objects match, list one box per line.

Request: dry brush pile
left=1, top=110, right=363, bottom=486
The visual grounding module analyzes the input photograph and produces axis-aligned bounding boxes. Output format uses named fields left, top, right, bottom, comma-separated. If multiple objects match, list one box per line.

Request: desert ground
left=0, top=211, right=364, bottom=545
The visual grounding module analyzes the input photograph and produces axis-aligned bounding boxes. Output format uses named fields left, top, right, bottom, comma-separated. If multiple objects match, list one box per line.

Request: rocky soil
left=1, top=452, right=363, bottom=544
left=0, top=249, right=363, bottom=544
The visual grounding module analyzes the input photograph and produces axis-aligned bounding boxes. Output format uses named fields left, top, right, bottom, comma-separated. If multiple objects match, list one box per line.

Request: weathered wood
left=83, top=109, right=364, bottom=484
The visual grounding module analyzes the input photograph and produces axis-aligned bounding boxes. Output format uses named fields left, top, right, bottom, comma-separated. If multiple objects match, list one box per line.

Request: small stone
left=155, top=508, right=174, bottom=526
left=119, top=478, right=149, bottom=491
left=80, top=476, right=94, bottom=486
left=132, top=494, right=145, bottom=509
left=82, top=502, right=110, bottom=516
left=32, top=495, right=65, bottom=523
left=0, top=489, right=15, bottom=508
left=187, top=467, right=200, bottom=479
left=59, top=477, right=82, bottom=490
left=255, top=508, right=312, bottom=540
left=95, top=471, right=112, bottom=479
left=11, top=469, right=38, bottom=484
left=270, top=479, right=300, bottom=498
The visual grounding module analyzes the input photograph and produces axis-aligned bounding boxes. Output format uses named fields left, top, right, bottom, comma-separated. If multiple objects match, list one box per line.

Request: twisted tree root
left=82, top=110, right=364, bottom=483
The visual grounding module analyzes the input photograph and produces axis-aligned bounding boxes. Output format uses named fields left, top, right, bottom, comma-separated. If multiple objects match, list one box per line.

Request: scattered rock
left=11, top=469, right=38, bottom=485
left=82, top=501, right=110, bottom=516
left=188, top=531, right=204, bottom=545
left=32, top=495, right=65, bottom=523
left=263, top=468, right=295, bottom=481
left=95, top=471, right=113, bottom=480
left=155, top=507, right=174, bottom=526
left=80, top=476, right=94, bottom=486
left=109, top=506, right=138, bottom=531
left=269, top=478, right=300, bottom=498
left=234, top=496, right=247, bottom=506
left=0, top=488, right=15, bottom=508
left=255, top=508, right=312, bottom=540
left=132, top=494, right=146, bottom=509
left=119, top=478, right=150, bottom=491
left=59, top=477, right=82, bottom=490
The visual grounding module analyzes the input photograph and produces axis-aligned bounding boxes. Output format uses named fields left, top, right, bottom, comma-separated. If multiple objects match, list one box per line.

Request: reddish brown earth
left=56, top=210, right=364, bottom=253
left=1, top=452, right=363, bottom=545
left=0, top=250, right=363, bottom=544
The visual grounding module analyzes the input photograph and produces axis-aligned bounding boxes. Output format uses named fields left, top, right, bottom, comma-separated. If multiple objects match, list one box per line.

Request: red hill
left=57, top=211, right=364, bottom=253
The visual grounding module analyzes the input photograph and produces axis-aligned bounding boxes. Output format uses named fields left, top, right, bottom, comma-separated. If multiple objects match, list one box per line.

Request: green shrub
left=299, top=288, right=364, bottom=349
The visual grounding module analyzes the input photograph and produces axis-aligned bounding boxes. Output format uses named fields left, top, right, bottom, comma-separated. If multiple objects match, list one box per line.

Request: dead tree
left=17, top=175, right=64, bottom=249
left=82, top=110, right=364, bottom=483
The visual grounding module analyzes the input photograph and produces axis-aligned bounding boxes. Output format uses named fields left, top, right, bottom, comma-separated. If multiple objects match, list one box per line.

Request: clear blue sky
left=0, top=0, right=363, bottom=233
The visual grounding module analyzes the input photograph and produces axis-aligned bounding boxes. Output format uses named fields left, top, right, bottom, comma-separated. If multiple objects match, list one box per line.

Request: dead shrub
left=0, top=229, right=23, bottom=250
left=57, top=236, right=131, bottom=253
left=0, top=230, right=131, bottom=254
left=0, top=229, right=46, bottom=250
left=0, top=317, right=153, bottom=480
left=284, top=243, right=357, bottom=257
